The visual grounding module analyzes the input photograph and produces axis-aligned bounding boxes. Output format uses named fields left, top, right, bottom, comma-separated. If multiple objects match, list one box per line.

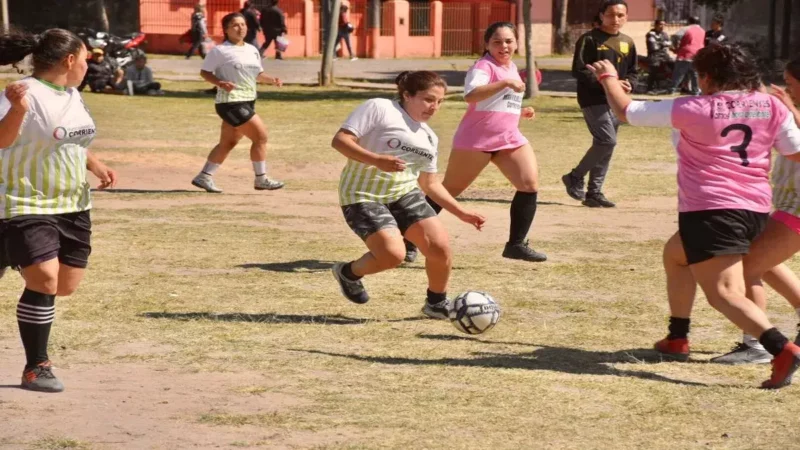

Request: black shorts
left=678, top=209, right=768, bottom=265
left=215, top=100, right=256, bottom=127
left=0, top=211, right=92, bottom=269
left=342, top=189, right=437, bottom=240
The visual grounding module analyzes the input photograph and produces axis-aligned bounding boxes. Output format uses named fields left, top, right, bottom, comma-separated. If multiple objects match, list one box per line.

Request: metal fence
left=409, top=0, right=431, bottom=37
left=657, top=0, right=695, bottom=25
left=441, top=2, right=513, bottom=56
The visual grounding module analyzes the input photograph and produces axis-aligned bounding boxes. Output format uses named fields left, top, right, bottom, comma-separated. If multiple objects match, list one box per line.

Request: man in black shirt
left=562, top=0, right=638, bottom=208
left=240, top=1, right=261, bottom=48
left=260, top=0, right=288, bottom=59
left=705, top=14, right=726, bottom=46
left=645, top=19, right=672, bottom=92
left=83, top=48, right=123, bottom=93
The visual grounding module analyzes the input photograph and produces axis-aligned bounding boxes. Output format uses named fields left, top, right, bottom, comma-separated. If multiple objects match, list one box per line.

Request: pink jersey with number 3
left=626, top=92, right=800, bottom=213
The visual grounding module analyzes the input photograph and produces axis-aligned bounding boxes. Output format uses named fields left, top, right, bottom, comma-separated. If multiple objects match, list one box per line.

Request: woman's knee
left=378, top=246, right=406, bottom=269
left=57, top=284, right=78, bottom=297
left=515, top=178, right=539, bottom=193
left=424, top=239, right=452, bottom=266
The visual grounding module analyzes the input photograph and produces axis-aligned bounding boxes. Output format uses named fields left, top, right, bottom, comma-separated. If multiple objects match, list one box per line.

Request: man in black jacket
left=260, top=0, right=288, bottom=59
left=562, top=0, right=638, bottom=208
left=645, top=19, right=672, bottom=92
left=705, top=14, right=726, bottom=46
left=240, top=1, right=261, bottom=48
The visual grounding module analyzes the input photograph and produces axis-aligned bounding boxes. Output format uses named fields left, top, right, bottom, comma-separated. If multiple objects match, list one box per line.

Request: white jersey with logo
left=201, top=41, right=263, bottom=103
left=338, top=98, right=438, bottom=205
left=0, top=77, right=94, bottom=218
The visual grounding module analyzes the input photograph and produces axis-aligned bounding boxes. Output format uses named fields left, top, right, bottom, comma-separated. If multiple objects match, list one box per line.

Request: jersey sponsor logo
left=52, top=127, right=67, bottom=140
left=387, top=138, right=433, bottom=161
left=234, top=62, right=243, bottom=69
left=387, top=138, right=401, bottom=149
left=53, top=125, right=96, bottom=140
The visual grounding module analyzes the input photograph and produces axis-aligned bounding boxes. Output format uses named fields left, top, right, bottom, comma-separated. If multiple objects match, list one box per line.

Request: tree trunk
left=523, top=0, right=538, bottom=99
left=320, top=0, right=342, bottom=86
left=555, top=0, right=569, bottom=54
left=1, top=0, right=9, bottom=33
left=96, top=0, right=110, bottom=32
left=780, top=0, right=792, bottom=59
left=768, top=0, right=777, bottom=61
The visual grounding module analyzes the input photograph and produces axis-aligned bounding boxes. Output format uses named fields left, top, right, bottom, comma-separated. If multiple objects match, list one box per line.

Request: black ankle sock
left=425, top=195, right=443, bottom=215
left=509, top=191, right=538, bottom=245
left=759, top=327, right=789, bottom=356
left=17, top=288, right=56, bottom=370
left=342, top=262, right=361, bottom=281
left=426, top=289, right=447, bottom=305
left=667, top=317, right=690, bottom=340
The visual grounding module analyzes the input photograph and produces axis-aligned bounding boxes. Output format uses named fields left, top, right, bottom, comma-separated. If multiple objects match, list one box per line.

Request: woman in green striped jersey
left=330, top=71, right=486, bottom=319
left=191, top=12, right=284, bottom=194
left=0, top=29, right=117, bottom=392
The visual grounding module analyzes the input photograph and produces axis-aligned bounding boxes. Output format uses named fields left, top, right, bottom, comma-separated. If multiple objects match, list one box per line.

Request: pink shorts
left=772, top=210, right=800, bottom=235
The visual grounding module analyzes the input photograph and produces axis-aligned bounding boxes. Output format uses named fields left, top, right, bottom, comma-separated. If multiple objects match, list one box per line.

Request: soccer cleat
left=709, top=342, right=773, bottom=365
left=191, top=173, right=223, bottom=193
left=561, top=173, right=586, bottom=201
left=404, top=240, right=418, bottom=263
left=583, top=192, right=616, bottom=208
left=331, top=263, right=369, bottom=304
left=654, top=337, right=690, bottom=362
left=422, top=298, right=451, bottom=320
left=502, top=240, right=547, bottom=262
left=21, top=361, right=64, bottom=393
left=762, top=342, right=800, bottom=389
left=254, top=177, right=285, bottom=191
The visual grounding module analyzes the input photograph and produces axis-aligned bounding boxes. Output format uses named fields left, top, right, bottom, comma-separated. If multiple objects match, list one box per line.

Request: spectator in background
left=124, top=55, right=163, bottom=95
left=186, top=4, right=208, bottom=59
left=84, top=48, right=123, bottom=93
left=335, top=3, right=357, bottom=60
left=668, top=16, right=703, bottom=96
left=705, top=14, right=726, bottom=46
left=260, top=0, right=288, bottom=59
left=645, top=19, right=672, bottom=93
left=241, top=1, right=261, bottom=49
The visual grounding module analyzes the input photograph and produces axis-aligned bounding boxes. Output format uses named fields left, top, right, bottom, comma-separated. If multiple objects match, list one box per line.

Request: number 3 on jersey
left=721, top=124, right=752, bottom=167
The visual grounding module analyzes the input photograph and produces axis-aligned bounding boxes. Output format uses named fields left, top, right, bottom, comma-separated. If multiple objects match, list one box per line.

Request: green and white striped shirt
left=201, top=41, right=263, bottom=103
left=773, top=153, right=800, bottom=216
left=0, top=77, right=94, bottom=218
left=338, top=99, right=439, bottom=206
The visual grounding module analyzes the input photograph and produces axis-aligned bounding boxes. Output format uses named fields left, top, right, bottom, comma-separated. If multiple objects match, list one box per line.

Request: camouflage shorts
left=342, top=189, right=437, bottom=240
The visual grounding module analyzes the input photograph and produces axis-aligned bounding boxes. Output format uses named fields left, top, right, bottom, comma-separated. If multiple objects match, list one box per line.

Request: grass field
left=1, top=80, right=800, bottom=449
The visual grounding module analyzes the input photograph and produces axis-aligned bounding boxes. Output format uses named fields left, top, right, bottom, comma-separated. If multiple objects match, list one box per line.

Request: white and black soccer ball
left=449, top=291, right=500, bottom=335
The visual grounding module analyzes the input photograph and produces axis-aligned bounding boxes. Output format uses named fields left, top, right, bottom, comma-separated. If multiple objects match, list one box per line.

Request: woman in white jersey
left=331, top=71, right=485, bottom=318
left=191, top=12, right=284, bottom=194
left=404, top=22, right=544, bottom=264
left=0, top=29, right=117, bottom=392
left=589, top=44, right=800, bottom=388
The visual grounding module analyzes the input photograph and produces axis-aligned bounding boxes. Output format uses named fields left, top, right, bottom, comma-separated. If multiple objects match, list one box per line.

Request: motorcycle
left=75, top=28, right=147, bottom=69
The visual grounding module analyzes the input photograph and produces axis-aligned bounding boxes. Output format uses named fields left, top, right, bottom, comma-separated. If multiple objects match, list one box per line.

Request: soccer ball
left=449, top=291, right=500, bottom=335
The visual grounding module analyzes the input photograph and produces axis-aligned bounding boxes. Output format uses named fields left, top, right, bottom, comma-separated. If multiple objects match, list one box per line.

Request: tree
left=554, top=0, right=569, bottom=54
left=320, top=0, right=342, bottom=86
left=96, top=0, right=109, bottom=32
left=523, top=0, right=538, bottom=98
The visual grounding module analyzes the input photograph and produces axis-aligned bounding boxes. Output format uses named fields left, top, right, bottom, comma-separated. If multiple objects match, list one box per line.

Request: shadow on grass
left=294, top=339, right=721, bottom=386
left=158, top=89, right=386, bottom=102
left=141, top=311, right=429, bottom=325
left=237, top=260, right=337, bottom=273
left=457, top=197, right=574, bottom=207
left=97, top=189, right=201, bottom=194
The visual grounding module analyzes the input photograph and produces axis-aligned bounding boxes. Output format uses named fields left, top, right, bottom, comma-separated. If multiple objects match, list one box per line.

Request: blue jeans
left=671, top=60, right=699, bottom=94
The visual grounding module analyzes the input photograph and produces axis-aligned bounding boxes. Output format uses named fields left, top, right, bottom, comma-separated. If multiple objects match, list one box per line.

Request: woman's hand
left=505, top=79, right=526, bottom=93
left=457, top=210, right=486, bottom=231
left=273, top=77, right=283, bottom=87
left=521, top=106, right=535, bottom=120
left=5, top=82, right=29, bottom=111
left=771, top=84, right=797, bottom=109
left=586, top=60, right=619, bottom=80
left=89, top=161, right=118, bottom=189
left=373, top=155, right=406, bottom=172
left=217, top=81, right=236, bottom=92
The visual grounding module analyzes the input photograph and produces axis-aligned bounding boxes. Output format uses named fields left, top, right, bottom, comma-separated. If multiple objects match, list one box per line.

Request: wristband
left=597, top=73, right=618, bottom=82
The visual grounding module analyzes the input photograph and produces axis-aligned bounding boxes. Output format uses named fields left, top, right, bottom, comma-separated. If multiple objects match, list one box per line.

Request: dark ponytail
left=787, top=55, right=800, bottom=83
left=693, top=43, right=761, bottom=92
left=0, top=29, right=83, bottom=74
left=395, top=71, right=447, bottom=104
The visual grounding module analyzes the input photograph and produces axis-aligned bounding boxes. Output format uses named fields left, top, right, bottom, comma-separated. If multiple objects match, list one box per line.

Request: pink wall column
left=431, top=1, right=442, bottom=57
left=303, top=0, right=313, bottom=57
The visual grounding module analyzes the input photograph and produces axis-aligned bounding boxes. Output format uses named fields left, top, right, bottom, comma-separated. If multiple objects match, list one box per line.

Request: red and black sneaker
left=21, top=360, right=64, bottom=393
left=654, top=337, right=690, bottom=362
left=762, top=342, right=800, bottom=389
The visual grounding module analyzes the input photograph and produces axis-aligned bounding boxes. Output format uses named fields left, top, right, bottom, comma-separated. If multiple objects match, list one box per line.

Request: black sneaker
left=331, top=263, right=369, bottom=304
left=21, top=361, right=64, bottom=393
left=421, top=298, right=451, bottom=319
left=561, top=173, right=586, bottom=201
left=502, top=240, right=547, bottom=262
left=583, top=192, right=616, bottom=208
left=404, top=239, right=418, bottom=263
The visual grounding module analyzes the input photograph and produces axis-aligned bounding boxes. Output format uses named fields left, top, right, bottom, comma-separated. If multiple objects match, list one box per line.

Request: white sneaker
left=191, top=173, right=223, bottom=193
left=350, top=56, right=358, bottom=61
left=254, top=176, right=284, bottom=191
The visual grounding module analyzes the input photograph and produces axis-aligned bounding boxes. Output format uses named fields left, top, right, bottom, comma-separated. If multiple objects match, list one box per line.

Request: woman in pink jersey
left=588, top=44, right=800, bottom=388
left=405, top=22, right=543, bottom=264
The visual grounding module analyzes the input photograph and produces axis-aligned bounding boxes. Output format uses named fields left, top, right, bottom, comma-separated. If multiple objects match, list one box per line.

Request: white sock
left=743, top=333, right=764, bottom=349
left=202, top=161, right=220, bottom=176
left=253, top=161, right=267, bottom=179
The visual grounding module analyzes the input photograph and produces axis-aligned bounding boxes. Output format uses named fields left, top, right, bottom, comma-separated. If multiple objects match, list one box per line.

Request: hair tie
left=32, top=33, right=43, bottom=49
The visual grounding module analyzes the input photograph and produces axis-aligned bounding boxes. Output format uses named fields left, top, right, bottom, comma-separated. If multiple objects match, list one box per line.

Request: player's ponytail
left=786, top=56, right=800, bottom=84
left=0, top=29, right=83, bottom=74
left=395, top=71, right=447, bottom=105
left=694, top=43, right=761, bottom=92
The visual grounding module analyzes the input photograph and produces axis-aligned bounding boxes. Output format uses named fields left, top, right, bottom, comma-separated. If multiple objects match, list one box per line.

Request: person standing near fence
left=241, top=2, right=261, bottom=49
left=260, top=0, right=287, bottom=60
left=668, top=16, right=703, bottom=96
left=562, top=0, right=637, bottom=208
left=335, top=3, right=357, bottom=61
left=0, top=28, right=118, bottom=392
left=186, top=4, right=208, bottom=59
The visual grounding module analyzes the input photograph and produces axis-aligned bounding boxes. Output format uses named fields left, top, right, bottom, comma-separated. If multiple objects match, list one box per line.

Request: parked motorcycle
left=75, top=28, right=147, bottom=69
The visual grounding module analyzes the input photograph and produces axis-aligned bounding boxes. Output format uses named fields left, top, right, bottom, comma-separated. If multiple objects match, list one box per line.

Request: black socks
left=17, top=288, right=56, bottom=370
left=342, top=262, right=362, bottom=281
left=426, top=289, right=447, bottom=305
left=759, top=327, right=789, bottom=357
left=509, top=191, right=538, bottom=245
left=667, top=317, right=690, bottom=340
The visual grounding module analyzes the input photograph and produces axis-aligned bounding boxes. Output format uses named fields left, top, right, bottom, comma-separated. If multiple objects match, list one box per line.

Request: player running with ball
left=331, top=71, right=485, bottom=318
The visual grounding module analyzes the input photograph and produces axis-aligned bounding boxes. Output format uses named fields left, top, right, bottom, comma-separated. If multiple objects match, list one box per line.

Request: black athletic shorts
left=0, top=210, right=92, bottom=269
left=342, top=189, right=437, bottom=241
left=678, top=209, right=768, bottom=265
left=215, top=100, right=256, bottom=127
